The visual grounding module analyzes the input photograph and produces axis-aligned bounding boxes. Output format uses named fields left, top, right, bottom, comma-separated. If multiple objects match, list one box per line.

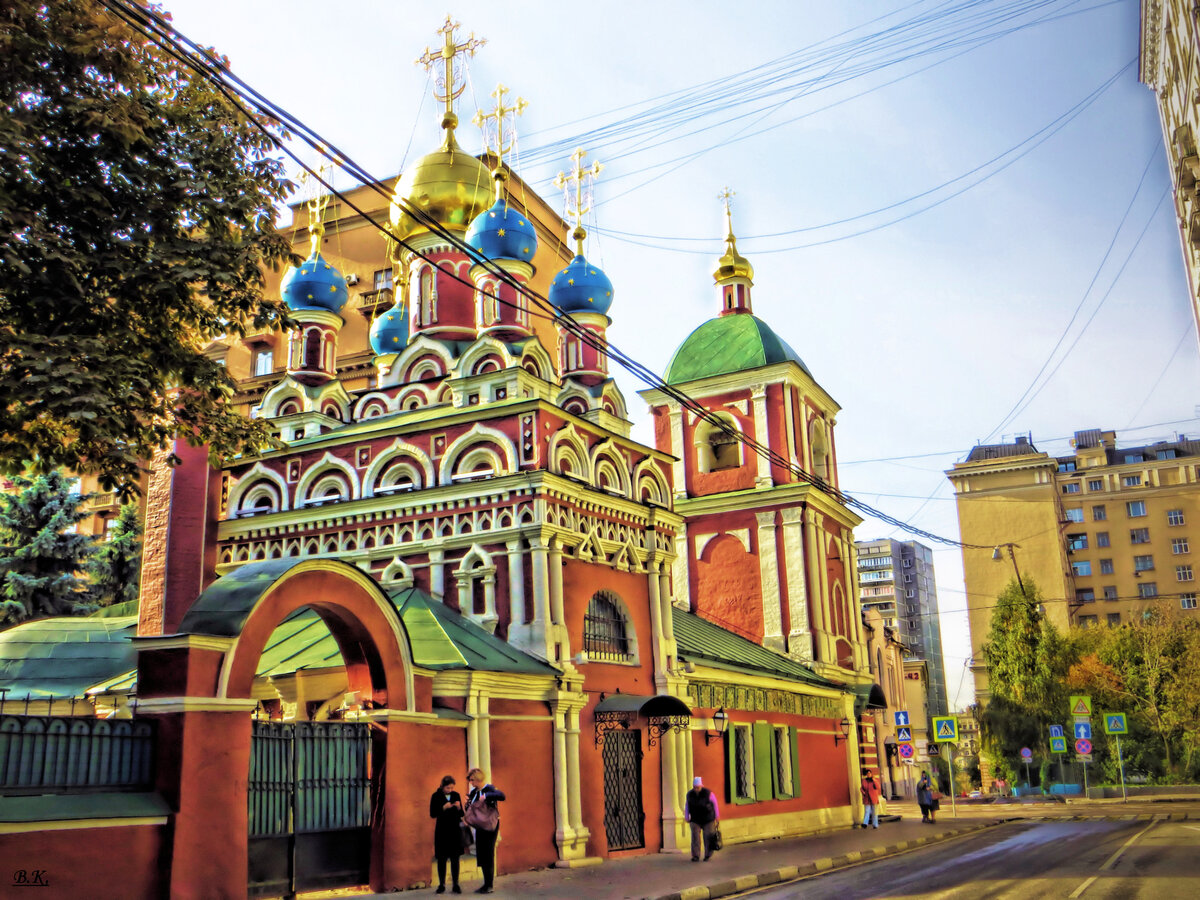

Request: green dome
left=664, top=314, right=809, bottom=384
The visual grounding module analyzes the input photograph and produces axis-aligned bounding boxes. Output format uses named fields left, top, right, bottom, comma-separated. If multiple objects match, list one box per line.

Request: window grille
left=774, top=728, right=793, bottom=796
left=734, top=725, right=754, bottom=800
left=583, top=591, right=632, bottom=661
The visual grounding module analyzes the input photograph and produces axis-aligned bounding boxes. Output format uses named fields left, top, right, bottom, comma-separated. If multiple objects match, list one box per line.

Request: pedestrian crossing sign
left=1069, top=695, right=1092, bottom=717
left=1050, top=736, right=1067, bottom=753
left=896, top=727, right=912, bottom=742
left=932, top=716, right=958, bottom=742
left=1103, top=713, right=1128, bottom=735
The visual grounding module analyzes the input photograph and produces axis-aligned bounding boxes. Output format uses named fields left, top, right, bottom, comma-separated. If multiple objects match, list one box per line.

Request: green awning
left=594, top=693, right=691, bottom=718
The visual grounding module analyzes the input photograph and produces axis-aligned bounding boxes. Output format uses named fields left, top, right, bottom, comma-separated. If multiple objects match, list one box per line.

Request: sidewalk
left=333, top=797, right=1195, bottom=900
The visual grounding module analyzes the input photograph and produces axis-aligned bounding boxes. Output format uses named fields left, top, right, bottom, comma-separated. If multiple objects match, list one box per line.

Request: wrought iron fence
left=0, top=712, right=155, bottom=794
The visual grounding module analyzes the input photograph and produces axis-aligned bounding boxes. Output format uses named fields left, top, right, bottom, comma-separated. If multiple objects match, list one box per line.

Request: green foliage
left=0, top=0, right=296, bottom=496
left=978, top=578, right=1072, bottom=773
left=86, top=502, right=141, bottom=609
left=0, top=471, right=96, bottom=624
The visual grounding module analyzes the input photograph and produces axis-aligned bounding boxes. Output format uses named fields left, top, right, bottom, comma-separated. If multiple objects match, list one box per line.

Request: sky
left=162, top=0, right=1198, bottom=708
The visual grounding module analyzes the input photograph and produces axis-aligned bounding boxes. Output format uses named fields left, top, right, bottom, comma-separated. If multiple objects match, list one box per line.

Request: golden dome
left=713, top=232, right=754, bottom=282
left=389, top=124, right=493, bottom=242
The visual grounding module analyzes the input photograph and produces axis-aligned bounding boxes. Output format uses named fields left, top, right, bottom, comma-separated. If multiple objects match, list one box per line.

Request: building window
left=1066, top=533, right=1088, bottom=551
left=373, top=268, right=393, bottom=291
left=1124, top=454, right=1143, bottom=465
left=1058, top=461, right=1076, bottom=473
left=1156, top=449, right=1177, bottom=460
left=1075, top=588, right=1095, bottom=603
left=774, top=728, right=794, bottom=798
left=1088, top=479, right=1104, bottom=491
left=1138, top=582, right=1158, bottom=599
left=903, top=558, right=912, bottom=568
left=1107, top=613, right=1121, bottom=626
left=1134, top=555, right=1155, bottom=572
left=254, top=348, right=274, bottom=376
left=1092, top=505, right=1106, bottom=521
left=1168, top=509, right=1186, bottom=526
left=1130, top=528, right=1150, bottom=544
left=1103, top=585, right=1118, bottom=600
left=1079, top=615, right=1098, bottom=627
left=1172, top=537, right=1190, bottom=554
left=1122, top=475, right=1142, bottom=487
left=1071, top=560, right=1092, bottom=577
left=1062, top=482, right=1080, bottom=494
left=1064, top=508, right=1084, bottom=523
left=1096, top=532, right=1110, bottom=548
left=1177, top=565, right=1194, bottom=582
left=583, top=591, right=633, bottom=662
left=1100, top=558, right=1114, bottom=575
left=732, top=725, right=754, bottom=801
left=1181, top=593, right=1198, bottom=610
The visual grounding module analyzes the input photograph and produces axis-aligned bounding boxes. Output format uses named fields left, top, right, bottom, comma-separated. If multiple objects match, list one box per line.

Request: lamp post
left=833, top=717, right=852, bottom=746
left=704, top=708, right=729, bottom=746
left=992, top=543, right=1027, bottom=597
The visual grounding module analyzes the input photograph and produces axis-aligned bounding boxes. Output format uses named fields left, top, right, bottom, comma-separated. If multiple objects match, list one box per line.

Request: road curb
left=648, top=822, right=998, bottom=900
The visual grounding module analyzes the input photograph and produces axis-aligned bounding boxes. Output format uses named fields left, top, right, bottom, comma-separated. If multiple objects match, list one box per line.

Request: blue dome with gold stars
left=548, top=255, right=613, bottom=315
left=369, top=300, right=410, bottom=355
left=281, top=250, right=349, bottom=312
left=466, top=199, right=538, bottom=262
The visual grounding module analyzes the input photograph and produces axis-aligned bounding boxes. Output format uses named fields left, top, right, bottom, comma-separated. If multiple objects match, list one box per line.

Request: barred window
left=774, top=728, right=794, bottom=797
left=733, top=725, right=754, bottom=800
left=583, top=591, right=633, bottom=661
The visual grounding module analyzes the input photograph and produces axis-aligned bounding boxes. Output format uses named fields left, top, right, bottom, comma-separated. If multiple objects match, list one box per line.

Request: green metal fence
left=0, top=713, right=155, bottom=793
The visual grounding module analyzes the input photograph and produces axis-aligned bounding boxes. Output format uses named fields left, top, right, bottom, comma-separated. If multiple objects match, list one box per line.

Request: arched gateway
left=136, top=559, right=425, bottom=898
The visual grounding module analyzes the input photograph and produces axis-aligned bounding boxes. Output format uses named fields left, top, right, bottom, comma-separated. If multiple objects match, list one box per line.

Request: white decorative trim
left=227, top=462, right=292, bottom=516
left=362, top=438, right=435, bottom=496
left=135, top=697, right=258, bottom=714
left=295, top=450, right=362, bottom=505
left=0, top=817, right=169, bottom=834
left=440, top=423, right=518, bottom=485
left=132, top=634, right=236, bottom=652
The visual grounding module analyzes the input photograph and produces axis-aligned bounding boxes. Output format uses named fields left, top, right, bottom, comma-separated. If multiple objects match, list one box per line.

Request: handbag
left=459, top=822, right=475, bottom=853
left=463, top=796, right=500, bottom=832
left=711, top=823, right=723, bottom=852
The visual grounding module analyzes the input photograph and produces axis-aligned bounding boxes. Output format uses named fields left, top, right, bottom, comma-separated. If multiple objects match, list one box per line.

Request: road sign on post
left=896, top=727, right=912, bottom=742
left=1050, top=736, right=1067, bottom=753
left=1103, top=713, right=1128, bottom=735
left=932, top=716, right=958, bottom=742
left=1075, top=738, right=1092, bottom=755
left=1049, top=725, right=1064, bottom=738
left=899, top=743, right=914, bottom=759
left=1020, top=747, right=1033, bottom=761
left=894, top=711, right=910, bottom=727
left=1074, top=721, right=1092, bottom=740
left=1069, top=695, right=1093, bottom=717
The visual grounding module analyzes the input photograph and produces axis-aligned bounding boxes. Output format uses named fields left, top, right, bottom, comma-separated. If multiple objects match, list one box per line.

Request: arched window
left=304, top=328, right=322, bottom=368
left=583, top=590, right=634, bottom=662
left=695, top=412, right=741, bottom=473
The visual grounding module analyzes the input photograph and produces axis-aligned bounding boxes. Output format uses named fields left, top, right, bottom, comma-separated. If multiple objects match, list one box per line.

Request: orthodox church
left=0, top=18, right=880, bottom=899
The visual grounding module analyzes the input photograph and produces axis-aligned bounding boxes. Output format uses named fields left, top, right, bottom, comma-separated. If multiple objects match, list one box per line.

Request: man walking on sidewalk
left=860, top=769, right=881, bottom=829
left=684, top=775, right=720, bottom=861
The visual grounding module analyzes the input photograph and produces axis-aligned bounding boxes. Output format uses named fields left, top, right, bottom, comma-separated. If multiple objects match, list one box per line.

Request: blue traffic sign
left=1074, top=721, right=1092, bottom=740
left=898, top=743, right=914, bottom=759
left=894, top=711, right=910, bottom=727
left=1103, top=713, right=1128, bottom=735
left=1049, top=724, right=1064, bottom=738
left=1050, top=736, right=1067, bottom=754
left=1020, top=747, right=1033, bottom=761
left=896, top=727, right=912, bottom=742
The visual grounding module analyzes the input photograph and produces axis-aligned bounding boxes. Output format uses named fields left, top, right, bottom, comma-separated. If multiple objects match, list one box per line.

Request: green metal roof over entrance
left=0, top=616, right=139, bottom=699
left=664, top=314, right=810, bottom=384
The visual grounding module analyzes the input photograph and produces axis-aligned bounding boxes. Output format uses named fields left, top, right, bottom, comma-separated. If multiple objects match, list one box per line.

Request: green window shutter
left=789, top=726, right=801, bottom=798
left=752, top=721, right=773, bottom=801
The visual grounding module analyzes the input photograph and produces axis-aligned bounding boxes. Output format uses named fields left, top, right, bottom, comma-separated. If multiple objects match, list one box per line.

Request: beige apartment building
left=948, top=428, right=1200, bottom=700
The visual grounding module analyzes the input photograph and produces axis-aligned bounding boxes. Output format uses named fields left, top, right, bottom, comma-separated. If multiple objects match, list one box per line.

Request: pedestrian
left=463, top=768, right=505, bottom=894
left=429, top=774, right=464, bottom=894
left=859, top=768, right=881, bottom=829
left=917, top=770, right=937, bottom=823
left=683, top=775, right=720, bottom=861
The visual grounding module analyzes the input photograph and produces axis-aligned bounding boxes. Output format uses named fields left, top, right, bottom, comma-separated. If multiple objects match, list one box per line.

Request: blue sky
left=164, top=0, right=1197, bottom=707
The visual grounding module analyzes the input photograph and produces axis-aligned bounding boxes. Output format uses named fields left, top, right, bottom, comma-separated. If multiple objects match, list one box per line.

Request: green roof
left=664, top=313, right=809, bottom=384
left=0, top=616, right=139, bottom=699
left=672, top=608, right=838, bottom=688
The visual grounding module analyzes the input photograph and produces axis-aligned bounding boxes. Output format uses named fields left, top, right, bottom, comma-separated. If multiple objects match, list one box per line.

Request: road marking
left=1184, top=825, right=1200, bottom=833
left=1067, top=821, right=1158, bottom=899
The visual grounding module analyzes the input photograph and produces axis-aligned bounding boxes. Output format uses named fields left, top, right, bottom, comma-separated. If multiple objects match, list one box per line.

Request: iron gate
left=248, top=720, right=372, bottom=897
left=602, top=728, right=644, bottom=850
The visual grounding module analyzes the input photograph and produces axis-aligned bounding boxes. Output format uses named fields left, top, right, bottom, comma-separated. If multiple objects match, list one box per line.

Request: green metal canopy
left=0, top=616, right=139, bottom=700
left=594, top=692, right=691, bottom=718
left=851, top=682, right=889, bottom=714
left=664, top=314, right=810, bottom=384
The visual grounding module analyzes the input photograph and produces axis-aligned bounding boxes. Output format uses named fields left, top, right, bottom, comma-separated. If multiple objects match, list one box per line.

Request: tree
left=0, top=1, right=296, bottom=496
left=86, top=501, right=142, bottom=609
left=978, top=577, right=1071, bottom=781
left=0, top=471, right=97, bottom=624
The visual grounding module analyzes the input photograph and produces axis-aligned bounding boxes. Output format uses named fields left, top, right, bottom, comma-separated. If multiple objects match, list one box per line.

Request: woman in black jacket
left=429, top=774, right=464, bottom=894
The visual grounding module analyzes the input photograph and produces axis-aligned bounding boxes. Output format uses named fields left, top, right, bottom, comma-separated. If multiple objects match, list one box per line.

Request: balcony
left=355, top=288, right=394, bottom=315
left=85, top=492, right=120, bottom=513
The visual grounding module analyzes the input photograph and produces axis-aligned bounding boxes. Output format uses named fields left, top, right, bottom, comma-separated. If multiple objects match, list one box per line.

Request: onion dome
left=369, top=300, right=410, bottom=355
left=548, top=255, right=613, bottom=314
left=389, top=126, right=494, bottom=242
left=280, top=246, right=349, bottom=313
left=466, top=197, right=537, bottom=262
left=664, top=314, right=809, bottom=385
left=714, top=231, right=754, bottom=282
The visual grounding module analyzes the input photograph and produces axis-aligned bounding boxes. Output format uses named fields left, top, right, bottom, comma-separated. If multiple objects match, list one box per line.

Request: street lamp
left=992, top=542, right=1027, bottom=597
left=833, top=717, right=852, bottom=746
left=704, top=708, right=729, bottom=745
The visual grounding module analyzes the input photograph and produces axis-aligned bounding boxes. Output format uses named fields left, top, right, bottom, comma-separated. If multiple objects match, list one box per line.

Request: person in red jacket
left=860, top=768, right=881, bottom=829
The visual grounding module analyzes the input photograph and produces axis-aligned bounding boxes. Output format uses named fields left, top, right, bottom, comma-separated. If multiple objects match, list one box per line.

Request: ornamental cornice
left=432, top=669, right=560, bottom=700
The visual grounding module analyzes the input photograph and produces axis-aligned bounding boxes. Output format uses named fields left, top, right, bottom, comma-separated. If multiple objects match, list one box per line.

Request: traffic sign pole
left=1116, top=735, right=1127, bottom=802
left=948, top=744, right=957, bottom=818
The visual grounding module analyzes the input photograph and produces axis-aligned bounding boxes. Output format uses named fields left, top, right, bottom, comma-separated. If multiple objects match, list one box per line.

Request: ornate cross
left=718, top=186, right=736, bottom=235
left=554, top=148, right=604, bottom=255
left=300, top=152, right=337, bottom=253
left=416, top=16, right=486, bottom=131
left=473, top=83, right=527, bottom=181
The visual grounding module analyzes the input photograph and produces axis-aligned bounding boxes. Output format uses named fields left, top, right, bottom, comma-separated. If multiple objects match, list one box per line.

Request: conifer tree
left=0, top=471, right=96, bottom=625
left=87, top=502, right=142, bottom=610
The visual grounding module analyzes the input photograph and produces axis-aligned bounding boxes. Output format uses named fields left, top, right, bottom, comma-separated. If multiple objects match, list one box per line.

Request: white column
left=780, top=507, right=812, bottom=661
left=756, top=510, right=785, bottom=652
left=507, top=539, right=525, bottom=627
left=529, top=538, right=552, bottom=658
left=552, top=706, right=575, bottom=857
left=841, top=530, right=868, bottom=670
left=669, top=407, right=687, bottom=499
left=804, top=510, right=831, bottom=663
left=659, top=727, right=686, bottom=852
left=430, top=548, right=445, bottom=600
left=813, top=516, right=835, bottom=663
left=566, top=709, right=586, bottom=836
left=783, top=385, right=799, bottom=470
left=477, top=694, right=491, bottom=778
left=659, top=569, right=677, bottom=671
left=466, top=691, right=481, bottom=771
left=647, top=561, right=666, bottom=676
left=751, top=384, right=772, bottom=488
left=671, top=531, right=691, bottom=611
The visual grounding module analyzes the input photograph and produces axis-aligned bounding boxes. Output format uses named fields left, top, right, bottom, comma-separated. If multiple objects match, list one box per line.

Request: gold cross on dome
left=416, top=16, right=486, bottom=133
left=474, top=84, right=527, bottom=174
left=553, top=147, right=603, bottom=255
left=300, top=151, right=337, bottom=254
left=718, top=186, right=736, bottom=236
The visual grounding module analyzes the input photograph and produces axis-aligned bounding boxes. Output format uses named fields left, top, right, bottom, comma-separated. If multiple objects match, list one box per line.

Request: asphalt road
left=741, top=818, right=1200, bottom=899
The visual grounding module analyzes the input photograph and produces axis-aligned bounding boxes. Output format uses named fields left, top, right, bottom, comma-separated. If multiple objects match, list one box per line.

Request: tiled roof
left=672, top=608, right=839, bottom=688
left=664, top=314, right=810, bottom=384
